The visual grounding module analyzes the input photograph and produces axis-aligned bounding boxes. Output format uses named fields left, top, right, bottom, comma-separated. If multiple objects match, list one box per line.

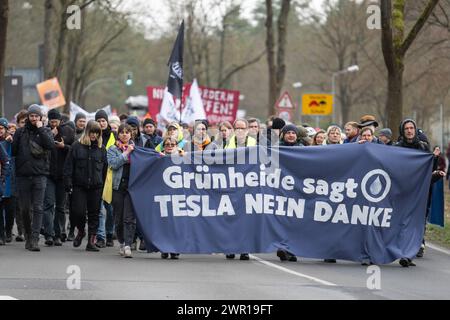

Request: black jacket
left=12, top=121, right=55, bottom=177
left=64, top=140, right=107, bottom=189
left=48, top=123, right=75, bottom=180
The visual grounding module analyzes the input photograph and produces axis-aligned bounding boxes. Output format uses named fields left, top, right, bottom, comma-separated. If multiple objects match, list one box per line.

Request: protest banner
left=129, top=143, right=433, bottom=264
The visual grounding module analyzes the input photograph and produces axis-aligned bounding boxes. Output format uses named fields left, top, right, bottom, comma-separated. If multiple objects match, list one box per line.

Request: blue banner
left=129, top=143, right=433, bottom=264
left=429, top=179, right=445, bottom=227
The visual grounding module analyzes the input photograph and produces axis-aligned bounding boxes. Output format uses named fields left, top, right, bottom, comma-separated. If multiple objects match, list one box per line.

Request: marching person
left=108, top=124, right=137, bottom=258
left=0, top=118, right=12, bottom=246
left=225, top=119, right=257, bottom=149
left=158, top=136, right=183, bottom=259
left=186, top=119, right=211, bottom=152
left=378, top=128, right=393, bottom=146
left=74, top=113, right=87, bottom=139
left=43, top=108, right=74, bottom=247
left=224, top=118, right=257, bottom=261
left=64, top=120, right=107, bottom=252
left=214, top=121, right=233, bottom=149
left=395, top=119, right=445, bottom=266
left=325, top=125, right=343, bottom=145
left=12, top=105, right=54, bottom=251
left=155, top=122, right=186, bottom=152
left=276, top=124, right=303, bottom=262
left=343, top=122, right=359, bottom=144
left=312, top=130, right=326, bottom=146
left=95, top=110, right=116, bottom=248
left=142, top=118, right=162, bottom=149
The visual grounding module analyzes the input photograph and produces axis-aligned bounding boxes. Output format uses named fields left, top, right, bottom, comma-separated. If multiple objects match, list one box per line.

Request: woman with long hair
left=64, top=120, right=107, bottom=251
left=107, top=124, right=137, bottom=258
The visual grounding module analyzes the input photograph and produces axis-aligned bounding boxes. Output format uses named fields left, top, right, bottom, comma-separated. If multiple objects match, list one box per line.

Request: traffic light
left=125, top=72, right=133, bottom=86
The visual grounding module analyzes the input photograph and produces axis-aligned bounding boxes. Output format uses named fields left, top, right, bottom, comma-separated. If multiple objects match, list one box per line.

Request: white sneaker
left=119, top=244, right=125, bottom=256
left=124, top=246, right=132, bottom=258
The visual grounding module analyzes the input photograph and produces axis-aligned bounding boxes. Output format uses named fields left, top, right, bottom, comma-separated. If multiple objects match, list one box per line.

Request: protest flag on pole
left=166, top=21, right=184, bottom=123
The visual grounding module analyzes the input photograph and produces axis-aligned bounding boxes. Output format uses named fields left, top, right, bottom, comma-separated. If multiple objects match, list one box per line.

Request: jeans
left=16, top=176, right=47, bottom=240
left=14, top=196, right=23, bottom=235
left=0, top=197, right=16, bottom=238
left=70, top=186, right=102, bottom=236
left=112, top=189, right=136, bottom=246
left=97, top=201, right=114, bottom=240
left=43, top=178, right=66, bottom=238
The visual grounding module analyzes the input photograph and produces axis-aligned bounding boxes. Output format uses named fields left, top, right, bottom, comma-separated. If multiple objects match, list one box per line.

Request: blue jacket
left=107, top=144, right=131, bottom=191
left=0, top=141, right=11, bottom=197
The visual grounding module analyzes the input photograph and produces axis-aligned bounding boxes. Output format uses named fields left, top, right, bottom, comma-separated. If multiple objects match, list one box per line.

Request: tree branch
left=219, top=49, right=266, bottom=88
left=400, top=0, right=441, bottom=56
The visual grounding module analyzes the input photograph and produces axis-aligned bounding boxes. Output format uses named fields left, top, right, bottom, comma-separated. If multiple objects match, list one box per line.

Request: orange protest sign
left=36, top=78, right=66, bottom=109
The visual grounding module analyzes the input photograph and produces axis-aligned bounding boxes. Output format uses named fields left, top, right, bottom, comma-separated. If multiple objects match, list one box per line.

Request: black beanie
left=143, top=118, right=156, bottom=127
left=74, top=112, right=86, bottom=123
left=47, top=108, right=62, bottom=121
left=95, top=110, right=108, bottom=122
left=281, top=124, right=299, bottom=136
left=272, top=118, right=286, bottom=130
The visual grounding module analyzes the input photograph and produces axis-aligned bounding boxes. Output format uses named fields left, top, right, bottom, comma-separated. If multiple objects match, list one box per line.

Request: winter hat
left=47, top=108, right=62, bottom=121
left=378, top=128, right=392, bottom=139
left=0, top=118, right=8, bottom=129
left=272, top=118, right=286, bottom=130
left=95, top=110, right=108, bottom=122
left=126, top=116, right=140, bottom=128
left=108, top=115, right=121, bottom=128
left=74, top=112, right=86, bottom=123
left=27, top=104, right=43, bottom=117
left=358, top=115, right=379, bottom=128
left=305, top=127, right=317, bottom=137
left=143, top=118, right=156, bottom=127
left=281, top=124, right=299, bottom=136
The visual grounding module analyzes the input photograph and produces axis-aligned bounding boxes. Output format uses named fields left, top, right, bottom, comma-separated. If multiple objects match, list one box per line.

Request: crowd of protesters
left=0, top=105, right=446, bottom=268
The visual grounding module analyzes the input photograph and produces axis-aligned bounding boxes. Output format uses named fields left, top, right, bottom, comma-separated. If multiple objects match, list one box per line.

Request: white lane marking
left=0, top=296, right=18, bottom=300
left=250, top=255, right=337, bottom=287
left=427, top=243, right=450, bottom=256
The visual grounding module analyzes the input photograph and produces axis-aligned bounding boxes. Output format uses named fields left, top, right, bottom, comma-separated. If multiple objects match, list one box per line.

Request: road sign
left=275, top=91, right=295, bottom=109
left=36, top=77, right=66, bottom=109
left=302, top=94, right=333, bottom=116
left=275, top=91, right=295, bottom=122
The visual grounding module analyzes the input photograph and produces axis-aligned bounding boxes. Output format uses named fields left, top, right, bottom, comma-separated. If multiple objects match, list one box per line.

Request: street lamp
left=331, top=64, right=359, bottom=124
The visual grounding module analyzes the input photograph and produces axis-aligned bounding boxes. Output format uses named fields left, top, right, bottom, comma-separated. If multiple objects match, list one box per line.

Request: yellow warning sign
left=302, top=94, right=333, bottom=116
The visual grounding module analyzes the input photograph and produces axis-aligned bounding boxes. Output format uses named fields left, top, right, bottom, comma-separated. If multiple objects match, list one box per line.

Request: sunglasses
left=164, top=143, right=177, bottom=147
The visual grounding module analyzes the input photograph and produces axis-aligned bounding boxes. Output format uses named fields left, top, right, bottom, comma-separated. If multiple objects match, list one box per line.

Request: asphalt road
left=1, top=238, right=450, bottom=300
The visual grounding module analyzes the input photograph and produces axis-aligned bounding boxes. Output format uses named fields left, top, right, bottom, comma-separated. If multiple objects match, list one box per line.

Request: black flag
left=167, top=21, right=184, bottom=99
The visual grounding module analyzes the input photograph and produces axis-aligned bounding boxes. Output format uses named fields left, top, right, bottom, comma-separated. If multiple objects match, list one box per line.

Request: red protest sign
left=146, top=84, right=240, bottom=125
left=146, top=86, right=165, bottom=119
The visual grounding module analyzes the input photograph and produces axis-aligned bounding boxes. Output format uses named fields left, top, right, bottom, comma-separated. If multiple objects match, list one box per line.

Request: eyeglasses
left=164, top=143, right=177, bottom=147
left=234, top=127, right=247, bottom=131
left=196, top=128, right=207, bottom=131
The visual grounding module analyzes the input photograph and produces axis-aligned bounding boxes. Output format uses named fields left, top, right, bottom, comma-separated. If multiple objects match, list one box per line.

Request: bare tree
left=380, top=0, right=440, bottom=138
left=266, top=0, right=291, bottom=116
left=0, top=0, right=8, bottom=115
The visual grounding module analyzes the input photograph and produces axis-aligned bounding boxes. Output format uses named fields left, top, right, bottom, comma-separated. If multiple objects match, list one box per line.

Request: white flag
left=70, top=101, right=112, bottom=122
left=181, top=79, right=206, bottom=125
left=159, top=87, right=180, bottom=126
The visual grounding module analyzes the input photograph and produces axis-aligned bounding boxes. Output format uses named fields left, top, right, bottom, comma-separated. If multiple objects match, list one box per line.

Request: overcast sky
left=118, top=0, right=325, bottom=38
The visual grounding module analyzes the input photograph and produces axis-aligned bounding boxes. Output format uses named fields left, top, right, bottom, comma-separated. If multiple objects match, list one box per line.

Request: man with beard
left=12, top=105, right=54, bottom=251
left=395, top=119, right=445, bottom=267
